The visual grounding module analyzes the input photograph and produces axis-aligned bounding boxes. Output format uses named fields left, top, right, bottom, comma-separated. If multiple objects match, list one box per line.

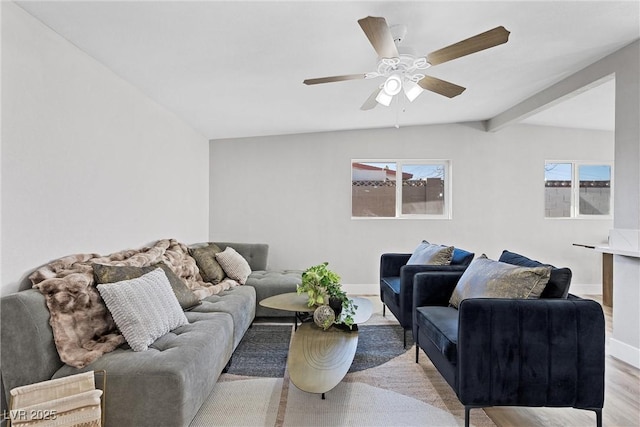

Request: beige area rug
left=190, top=299, right=496, bottom=427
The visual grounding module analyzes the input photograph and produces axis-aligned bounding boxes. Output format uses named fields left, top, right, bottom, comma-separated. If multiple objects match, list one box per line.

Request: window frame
left=544, top=160, right=613, bottom=219
left=351, top=159, right=452, bottom=220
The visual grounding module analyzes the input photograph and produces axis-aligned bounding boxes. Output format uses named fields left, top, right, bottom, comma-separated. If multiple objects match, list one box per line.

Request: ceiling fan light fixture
left=403, top=80, right=424, bottom=102
left=375, top=89, right=394, bottom=107
left=382, top=74, right=402, bottom=96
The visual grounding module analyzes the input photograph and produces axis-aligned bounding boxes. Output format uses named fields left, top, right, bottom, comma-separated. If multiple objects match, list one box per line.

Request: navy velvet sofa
left=412, top=250, right=605, bottom=427
left=380, top=247, right=474, bottom=346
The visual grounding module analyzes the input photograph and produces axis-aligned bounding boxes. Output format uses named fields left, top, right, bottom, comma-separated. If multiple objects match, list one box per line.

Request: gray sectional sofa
left=0, top=241, right=301, bottom=427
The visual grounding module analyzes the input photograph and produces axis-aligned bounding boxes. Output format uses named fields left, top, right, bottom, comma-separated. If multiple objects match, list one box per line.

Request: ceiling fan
left=303, top=16, right=510, bottom=110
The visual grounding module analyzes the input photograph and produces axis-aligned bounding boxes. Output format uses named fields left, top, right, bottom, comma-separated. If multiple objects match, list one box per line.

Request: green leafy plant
left=297, top=262, right=358, bottom=328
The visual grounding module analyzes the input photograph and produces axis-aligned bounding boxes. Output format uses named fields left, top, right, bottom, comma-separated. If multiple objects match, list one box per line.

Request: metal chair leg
left=594, top=408, right=602, bottom=427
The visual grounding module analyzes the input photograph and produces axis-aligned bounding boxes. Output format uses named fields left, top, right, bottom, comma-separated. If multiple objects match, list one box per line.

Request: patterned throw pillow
left=97, top=268, right=189, bottom=351
left=448, top=255, right=552, bottom=309
left=93, top=262, right=201, bottom=310
left=188, top=243, right=226, bottom=284
left=215, top=247, right=252, bottom=285
left=407, top=240, right=454, bottom=265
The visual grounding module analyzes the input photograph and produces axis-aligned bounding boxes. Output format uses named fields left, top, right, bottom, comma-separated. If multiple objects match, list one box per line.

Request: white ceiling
left=16, top=1, right=639, bottom=140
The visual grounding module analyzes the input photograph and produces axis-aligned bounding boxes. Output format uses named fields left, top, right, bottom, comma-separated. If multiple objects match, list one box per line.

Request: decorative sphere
left=313, top=305, right=336, bottom=330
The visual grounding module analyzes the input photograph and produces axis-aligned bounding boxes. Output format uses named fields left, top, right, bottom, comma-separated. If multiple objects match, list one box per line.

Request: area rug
left=226, top=324, right=411, bottom=377
left=190, top=323, right=495, bottom=427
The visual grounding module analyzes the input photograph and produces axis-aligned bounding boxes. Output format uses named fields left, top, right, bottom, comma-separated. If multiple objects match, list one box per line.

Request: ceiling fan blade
left=418, top=76, right=466, bottom=98
left=426, top=26, right=510, bottom=66
left=360, top=88, right=381, bottom=110
left=358, top=16, right=399, bottom=59
left=303, top=74, right=366, bottom=85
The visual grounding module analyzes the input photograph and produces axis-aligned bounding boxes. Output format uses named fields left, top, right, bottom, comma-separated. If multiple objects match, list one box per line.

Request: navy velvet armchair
left=379, top=247, right=474, bottom=347
left=412, top=250, right=605, bottom=427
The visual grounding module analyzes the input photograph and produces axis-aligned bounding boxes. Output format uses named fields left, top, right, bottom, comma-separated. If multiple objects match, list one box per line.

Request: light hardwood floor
left=484, top=295, right=640, bottom=427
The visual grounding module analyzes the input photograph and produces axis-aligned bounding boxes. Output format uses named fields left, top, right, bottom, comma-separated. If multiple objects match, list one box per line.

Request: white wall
left=1, top=3, right=210, bottom=295
left=210, top=123, right=613, bottom=293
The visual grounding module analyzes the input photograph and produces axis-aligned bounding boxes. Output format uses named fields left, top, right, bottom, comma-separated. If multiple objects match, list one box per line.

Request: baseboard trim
left=342, top=283, right=378, bottom=295
left=570, top=283, right=602, bottom=295
left=610, top=338, right=640, bottom=368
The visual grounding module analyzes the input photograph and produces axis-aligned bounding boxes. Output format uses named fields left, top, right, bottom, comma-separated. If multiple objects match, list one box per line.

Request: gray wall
left=210, top=123, right=613, bottom=292
left=1, top=3, right=210, bottom=295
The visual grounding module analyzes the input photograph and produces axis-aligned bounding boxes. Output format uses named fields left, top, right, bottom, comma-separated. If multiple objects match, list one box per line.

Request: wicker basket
left=9, top=371, right=105, bottom=427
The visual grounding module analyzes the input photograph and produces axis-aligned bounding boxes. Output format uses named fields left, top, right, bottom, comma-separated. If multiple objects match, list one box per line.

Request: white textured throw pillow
left=215, top=247, right=252, bottom=285
left=97, top=268, right=189, bottom=351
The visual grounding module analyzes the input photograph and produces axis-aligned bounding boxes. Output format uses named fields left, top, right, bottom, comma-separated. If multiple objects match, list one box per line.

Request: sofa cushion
left=498, top=250, right=572, bottom=298
left=407, top=240, right=454, bottom=265
left=189, top=243, right=226, bottom=284
left=194, top=285, right=256, bottom=349
left=380, top=276, right=401, bottom=297
left=415, top=306, right=459, bottom=365
left=449, top=255, right=551, bottom=309
left=53, top=311, right=234, bottom=427
left=97, top=269, right=189, bottom=352
left=215, top=247, right=252, bottom=285
left=93, top=262, right=201, bottom=311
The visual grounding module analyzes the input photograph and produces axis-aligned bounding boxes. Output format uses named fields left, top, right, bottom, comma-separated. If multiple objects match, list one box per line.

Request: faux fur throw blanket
left=30, top=239, right=237, bottom=368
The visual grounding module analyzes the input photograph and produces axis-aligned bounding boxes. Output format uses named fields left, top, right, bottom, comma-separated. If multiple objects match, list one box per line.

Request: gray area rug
left=191, top=321, right=496, bottom=427
left=226, top=324, right=411, bottom=377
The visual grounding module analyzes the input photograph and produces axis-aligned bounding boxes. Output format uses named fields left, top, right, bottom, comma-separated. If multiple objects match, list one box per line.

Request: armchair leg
left=382, top=304, right=386, bottom=317
left=464, top=406, right=485, bottom=427
left=415, top=344, right=419, bottom=363
left=594, top=408, right=602, bottom=427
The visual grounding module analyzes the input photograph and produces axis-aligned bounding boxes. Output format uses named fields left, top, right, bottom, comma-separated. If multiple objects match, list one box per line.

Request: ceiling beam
left=484, top=40, right=639, bottom=132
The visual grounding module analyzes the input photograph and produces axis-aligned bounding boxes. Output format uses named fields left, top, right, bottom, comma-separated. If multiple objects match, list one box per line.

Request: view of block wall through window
left=545, top=162, right=612, bottom=218
left=352, top=161, right=449, bottom=218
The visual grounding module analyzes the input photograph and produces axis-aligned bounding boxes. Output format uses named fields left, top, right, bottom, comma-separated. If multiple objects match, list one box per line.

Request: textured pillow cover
left=189, top=243, right=226, bottom=284
left=407, top=240, right=454, bottom=265
left=215, top=247, right=252, bottom=285
left=449, top=255, right=552, bottom=308
left=97, top=268, right=189, bottom=351
left=93, top=262, right=201, bottom=310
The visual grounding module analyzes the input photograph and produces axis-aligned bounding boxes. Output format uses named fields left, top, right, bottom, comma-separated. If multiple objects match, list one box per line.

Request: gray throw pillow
left=189, top=243, right=226, bottom=284
left=93, top=262, right=201, bottom=311
left=97, top=268, right=189, bottom=351
left=215, top=247, right=252, bottom=285
left=449, top=255, right=552, bottom=309
left=407, top=240, right=454, bottom=265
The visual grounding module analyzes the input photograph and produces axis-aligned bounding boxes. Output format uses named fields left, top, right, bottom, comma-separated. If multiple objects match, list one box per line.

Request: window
left=544, top=161, right=612, bottom=218
left=352, top=160, right=451, bottom=218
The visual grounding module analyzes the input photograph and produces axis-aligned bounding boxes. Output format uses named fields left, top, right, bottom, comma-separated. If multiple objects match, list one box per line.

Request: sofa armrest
left=412, top=270, right=464, bottom=307
left=411, top=271, right=464, bottom=340
left=1, top=290, right=63, bottom=403
left=380, top=253, right=412, bottom=278
left=456, top=297, right=605, bottom=410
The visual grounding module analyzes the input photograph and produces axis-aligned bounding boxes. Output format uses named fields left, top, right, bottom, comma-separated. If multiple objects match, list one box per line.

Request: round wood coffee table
left=259, top=293, right=373, bottom=397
